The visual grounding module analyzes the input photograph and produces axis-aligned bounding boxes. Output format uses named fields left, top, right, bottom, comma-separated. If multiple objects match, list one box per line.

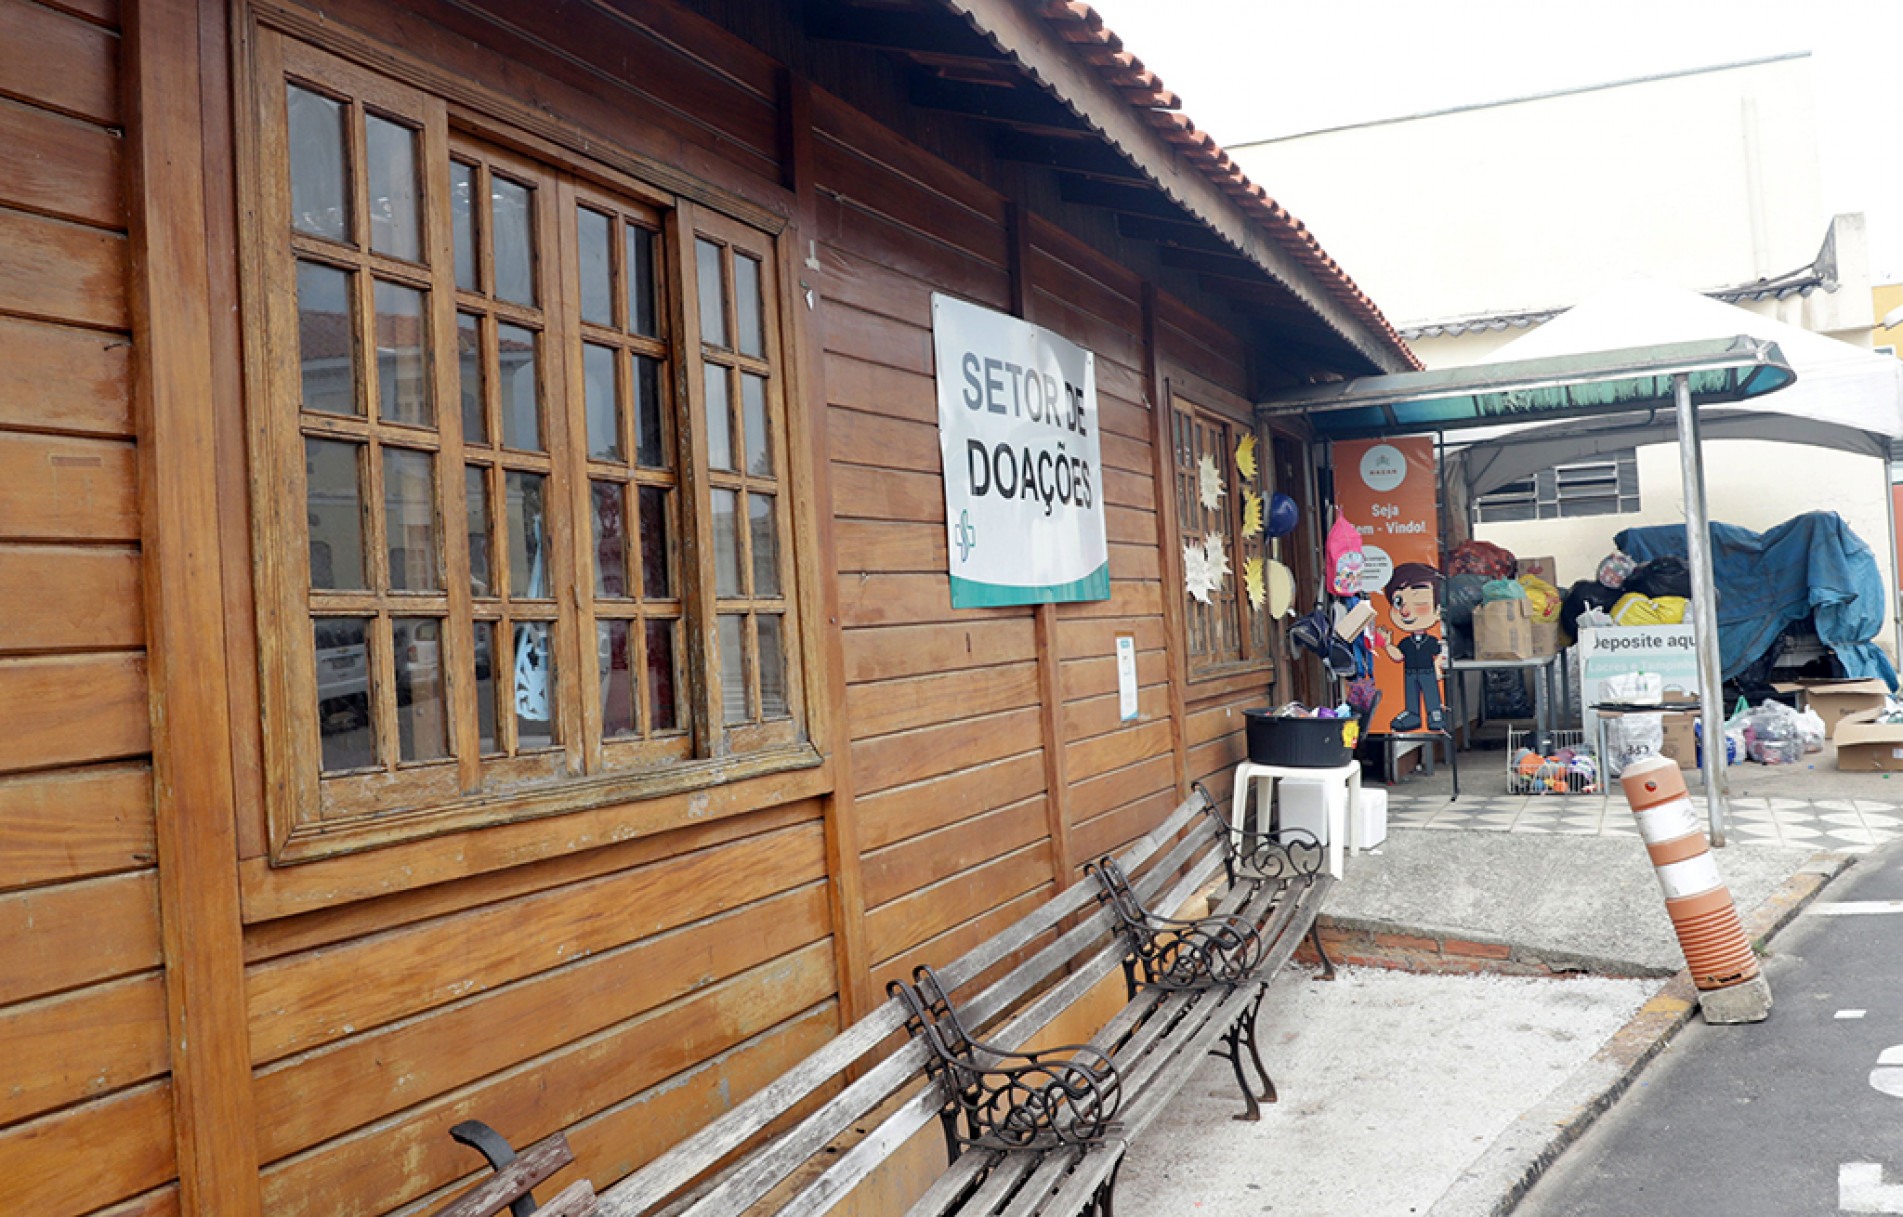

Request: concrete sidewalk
left=1117, top=804, right=1863, bottom=1217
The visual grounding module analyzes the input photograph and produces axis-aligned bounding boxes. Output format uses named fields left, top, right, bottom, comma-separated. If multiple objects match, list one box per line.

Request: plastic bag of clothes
left=1448, top=539, right=1517, bottom=580
left=1559, top=579, right=1624, bottom=645
left=1611, top=593, right=1690, bottom=627
left=1602, top=712, right=1664, bottom=776
left=1480, top=578, right=1526, bottom=601
left=1740, top=699, right=1805, bottom=764
left=1597, top=551, right=1637, bottom=589
left=1517, top=574, right=1562, bottom=623
left=1625, top=555, right=1692, bottom=600
left=1442, top=573, right=1488, bottom=626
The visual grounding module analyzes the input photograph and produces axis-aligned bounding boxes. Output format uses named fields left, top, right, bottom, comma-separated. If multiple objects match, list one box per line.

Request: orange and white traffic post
left=1620, top=755, right=1772, bottom=1023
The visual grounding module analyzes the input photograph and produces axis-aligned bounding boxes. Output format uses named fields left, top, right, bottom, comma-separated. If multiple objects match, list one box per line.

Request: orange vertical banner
left=1335, top=438, right=1441, bottom=735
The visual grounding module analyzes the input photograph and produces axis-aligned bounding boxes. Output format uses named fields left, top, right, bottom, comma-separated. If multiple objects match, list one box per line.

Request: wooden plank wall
left=0, top=2, right=181, bottom=1215
left=813, top=95, right=1194, bottom=994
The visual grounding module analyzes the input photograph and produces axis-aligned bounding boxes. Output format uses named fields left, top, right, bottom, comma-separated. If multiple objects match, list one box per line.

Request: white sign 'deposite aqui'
left=932, top=294, right=1110, bottom=608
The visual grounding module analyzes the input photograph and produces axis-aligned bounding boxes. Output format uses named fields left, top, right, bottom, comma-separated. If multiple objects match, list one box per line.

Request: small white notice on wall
left=1116, top=636, right=1138, bottom=722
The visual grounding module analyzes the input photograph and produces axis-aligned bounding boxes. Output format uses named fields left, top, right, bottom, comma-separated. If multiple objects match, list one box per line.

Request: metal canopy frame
left=1256, top=335, right=1803, bottom=846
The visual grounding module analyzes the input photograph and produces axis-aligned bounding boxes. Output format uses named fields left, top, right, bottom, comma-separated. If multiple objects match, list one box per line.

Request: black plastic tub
left=1243, top=710, right=1354, bottom=767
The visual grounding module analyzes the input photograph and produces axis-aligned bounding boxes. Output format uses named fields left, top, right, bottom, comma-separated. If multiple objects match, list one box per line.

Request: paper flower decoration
left=1241, top=491, right=1264, bottom=538
left=1197, top=454, right=1224, bottom=512
left=1235, top=434, right=1258, bottom=481
left=1243, top=556, right=1267, bottom=609
left=1183, top=539, right=1219, bottom=604
left=1204, top=531, right=1231, bottom=584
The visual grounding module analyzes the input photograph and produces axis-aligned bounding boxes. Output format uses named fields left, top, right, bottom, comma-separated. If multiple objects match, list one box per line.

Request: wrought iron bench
left=456, top=783, right=1333, bottom=1217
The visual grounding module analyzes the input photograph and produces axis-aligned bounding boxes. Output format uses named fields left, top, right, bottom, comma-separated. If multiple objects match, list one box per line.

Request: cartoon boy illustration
left=1371, top=562, right=1445, bottom=732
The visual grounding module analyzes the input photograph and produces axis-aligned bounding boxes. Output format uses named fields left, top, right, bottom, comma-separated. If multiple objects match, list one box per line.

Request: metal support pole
left=1673, top=373, right=1729, bottom=846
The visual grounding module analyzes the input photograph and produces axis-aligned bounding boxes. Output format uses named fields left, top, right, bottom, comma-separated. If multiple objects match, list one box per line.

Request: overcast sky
left=1087, top=0, right=1903, bottom=283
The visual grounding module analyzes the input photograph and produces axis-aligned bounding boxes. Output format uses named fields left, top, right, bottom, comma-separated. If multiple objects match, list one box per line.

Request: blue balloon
left=1265, top=492, right=1300, bottom=538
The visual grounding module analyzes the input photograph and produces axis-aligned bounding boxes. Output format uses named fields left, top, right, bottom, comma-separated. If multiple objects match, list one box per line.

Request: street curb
left=1422, top=848, right=1857, bottom=1217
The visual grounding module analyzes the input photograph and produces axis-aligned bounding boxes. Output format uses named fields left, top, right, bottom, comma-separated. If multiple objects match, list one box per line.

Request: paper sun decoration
left=1242, top=557, right=1267, bottom=610
left=1234, top=434, right=1258, bottom=481
left=1197, top=454, right=1224, bottom=512
left=1241, top=491, right=1264, bottom=538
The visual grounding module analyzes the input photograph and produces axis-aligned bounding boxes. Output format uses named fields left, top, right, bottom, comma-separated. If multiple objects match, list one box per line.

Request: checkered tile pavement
left=1382, top=790, right=1903, bottom=854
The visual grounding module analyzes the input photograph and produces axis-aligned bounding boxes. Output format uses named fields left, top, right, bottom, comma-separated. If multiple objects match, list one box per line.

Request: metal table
left=1446, top=653, right=1565, bottom=758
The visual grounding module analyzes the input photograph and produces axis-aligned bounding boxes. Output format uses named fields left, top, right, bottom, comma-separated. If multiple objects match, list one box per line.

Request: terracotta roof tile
left=1027, top=0, right=1418, bottom=367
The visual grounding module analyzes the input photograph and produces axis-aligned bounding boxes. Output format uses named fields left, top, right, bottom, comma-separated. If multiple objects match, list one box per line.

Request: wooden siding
left=0, top=0, right=1335, bottom=1210
left=0, top=4, right=174, bottom=1216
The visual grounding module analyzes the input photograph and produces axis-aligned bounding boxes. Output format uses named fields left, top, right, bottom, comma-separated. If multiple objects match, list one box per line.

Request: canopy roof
left=1255, top=334, right=1795, bottom=439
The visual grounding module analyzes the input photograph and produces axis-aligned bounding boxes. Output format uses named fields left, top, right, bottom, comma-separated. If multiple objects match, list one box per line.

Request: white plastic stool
left=1229, top=759, right=1362, bottom=879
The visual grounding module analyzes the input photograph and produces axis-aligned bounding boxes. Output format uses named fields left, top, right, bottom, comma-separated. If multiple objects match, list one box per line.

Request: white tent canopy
left=1446, top=277, right=1903, bottom=499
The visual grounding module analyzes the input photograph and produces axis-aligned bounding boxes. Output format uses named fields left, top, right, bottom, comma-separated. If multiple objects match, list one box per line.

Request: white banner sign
left=933, top=294, right=1109, bottom=607
left=1578, top=625, right=1700, bottom=722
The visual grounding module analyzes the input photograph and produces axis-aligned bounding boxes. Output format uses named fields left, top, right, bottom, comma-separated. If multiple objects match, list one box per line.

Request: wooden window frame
left=1170, top=389, right=1277, bottom=683
left=238, top=20, right=820, bottom=864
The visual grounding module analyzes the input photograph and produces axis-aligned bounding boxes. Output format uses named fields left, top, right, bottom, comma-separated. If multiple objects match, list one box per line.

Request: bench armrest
left=890, top=966, right=1123, bottom=1152
left=1085, top=856, right=1269, bottom=990
left=1191, top=780, right=1326, bottom=886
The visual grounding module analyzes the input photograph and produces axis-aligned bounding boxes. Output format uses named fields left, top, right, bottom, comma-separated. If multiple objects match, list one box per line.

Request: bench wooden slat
left=900, top=1149, right=1007, bottom=1217
left=431, top=1132, right=575, bottom=1217
left=928, top=795, right=1206, bottom=998
left=539, top=1180, right=599, bottom=1217
left=593, top=1004, right=916, bottom=1217
left=769, top=1084, right=947, bottom=1217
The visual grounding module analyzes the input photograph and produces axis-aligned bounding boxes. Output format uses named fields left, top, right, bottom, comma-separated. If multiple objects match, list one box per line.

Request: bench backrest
left=593, top=788, right=1231, bottom=1217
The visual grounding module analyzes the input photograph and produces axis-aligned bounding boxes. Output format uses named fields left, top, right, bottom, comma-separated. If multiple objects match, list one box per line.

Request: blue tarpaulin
left=1617, top=513, right=1898, bottom=690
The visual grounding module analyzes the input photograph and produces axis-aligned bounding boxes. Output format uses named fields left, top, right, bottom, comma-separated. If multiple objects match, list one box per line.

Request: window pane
left=491, top=176, right=536, bottom=306
left=734, top=253, right=764, bottom=357
left=457, top=312, right=485, bottom=443
left=578, top=207, right=613, bottom=326
left=296, top=261, right=357, bottom=416
left=646, top=619, right=678, bottom=731
left=497, top=324, right=542, bottom=450
left=384, top=447, right=440, bottom=591
left=718, top=614, right=749, bottom=725
left=374, top=280, right=432, bottom=427
left=633, top=355, right=665, bottom=469
left=286, top=85, right=348, bottom=242
left=466, top=465, right=493, bottom=598
left=598, top=620, right=635, bottom=739
left=704, top=365, right=734, bottom=471
left=512, top=621, right=557, bottom=749
left=306, top=438, right=366, bottom=589
left=584, top=342, right=620, bottom=461
left=393, top=617, right=450, bottom=762
left=472, top=620, right=499, bottom=754
left=506, top=471, right=550, bottom=598
left=750, top=493, right=779, bottom=598
left=758, top=614, right=788, bottom=719
left=638, top=485, right=670, bottom=599
left=696, top=237, right=727, bottom=348
left=314, top=617, right=374, bottom=772
left=450, top=161, right=478, bottom=292
left=591, top=480, right=627, bottom=597
left=711, top=488, right=742, bottom=598
left=627, top=225, right=657, bottom=337
left=365, top=114, right=421, bottom=261
left=741, top=372, right=770, bottom=476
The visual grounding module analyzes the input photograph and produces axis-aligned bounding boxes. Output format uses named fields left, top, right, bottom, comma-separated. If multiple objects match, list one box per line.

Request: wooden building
left=0, top=0, right=1415, bottom=1212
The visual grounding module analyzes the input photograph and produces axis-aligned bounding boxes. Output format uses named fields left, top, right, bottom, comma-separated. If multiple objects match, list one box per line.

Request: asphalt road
left=1517, top=836, right=1903, bottom=1216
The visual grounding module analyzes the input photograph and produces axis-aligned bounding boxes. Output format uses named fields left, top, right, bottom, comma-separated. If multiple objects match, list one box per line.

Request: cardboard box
left=1835, top=707, right=1903, bottom=771
left=1516, top=555, right=1560, bottom=585
left=1473, top=599, right=1534, bottom=661
left=1599, top=707, right=1698, bottom=772
left=1530, top=618, right=1559, bottom=657
left=1772, top=678, right=1888, bottom=739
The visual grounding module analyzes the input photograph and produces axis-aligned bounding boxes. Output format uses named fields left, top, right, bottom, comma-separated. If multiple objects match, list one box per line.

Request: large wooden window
left=248, top=33, right=810, bottom=859
left=1171, top=397, right=1273, bottom=678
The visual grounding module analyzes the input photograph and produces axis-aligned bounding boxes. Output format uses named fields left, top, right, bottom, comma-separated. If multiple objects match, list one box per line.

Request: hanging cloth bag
left=1325, top=510, right=1365, bottom=596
